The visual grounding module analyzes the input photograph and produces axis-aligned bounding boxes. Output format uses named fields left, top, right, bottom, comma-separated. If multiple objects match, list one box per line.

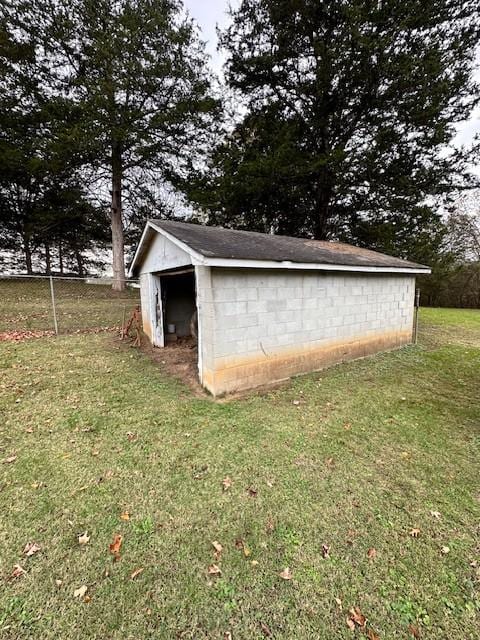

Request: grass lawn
left=0, top=307, right=479, bottom=639
left=0, top=278, right=139, bottom=334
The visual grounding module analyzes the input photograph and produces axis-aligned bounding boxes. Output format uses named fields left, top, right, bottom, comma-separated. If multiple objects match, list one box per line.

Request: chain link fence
left=0, top=275, right=140, bottom=337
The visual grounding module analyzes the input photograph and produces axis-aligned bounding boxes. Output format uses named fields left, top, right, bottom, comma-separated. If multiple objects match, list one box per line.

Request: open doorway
left=159, top=270, right=197, bottom=346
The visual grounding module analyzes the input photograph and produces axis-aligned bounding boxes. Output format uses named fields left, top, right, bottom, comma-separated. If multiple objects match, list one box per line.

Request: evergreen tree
left=190, top=0, right=480, bottom=257
left=10, top=0, right=219, bottom=288
left=0, top=18, right=104, bottom=274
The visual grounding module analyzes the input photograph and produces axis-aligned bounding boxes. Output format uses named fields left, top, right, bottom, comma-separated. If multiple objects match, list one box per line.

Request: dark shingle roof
left=149, top=220, right=429, bottom=271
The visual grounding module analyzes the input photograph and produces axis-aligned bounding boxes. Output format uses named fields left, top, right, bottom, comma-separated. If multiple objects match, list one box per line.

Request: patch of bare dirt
left=139, top=335, right=205, bottom=396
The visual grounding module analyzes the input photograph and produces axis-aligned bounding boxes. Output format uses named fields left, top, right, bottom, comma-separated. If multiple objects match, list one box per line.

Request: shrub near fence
left=0, top=275, right=140, bottom=335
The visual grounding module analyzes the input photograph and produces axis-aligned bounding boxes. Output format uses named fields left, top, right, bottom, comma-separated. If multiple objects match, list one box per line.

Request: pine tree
left=190, top=0, right=480, bottom=255
left=0, top=18, right=103, bottom=274
left=10, top=0, right=219, bottom=289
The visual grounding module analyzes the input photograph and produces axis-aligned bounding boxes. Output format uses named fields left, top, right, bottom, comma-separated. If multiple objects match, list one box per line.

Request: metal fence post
left=49, top=275, right=59, bottom=335
left=413, top=288, right=420, bottom=344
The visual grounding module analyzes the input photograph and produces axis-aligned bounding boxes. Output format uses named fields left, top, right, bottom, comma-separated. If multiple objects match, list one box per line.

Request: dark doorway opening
left=160, top=270, right=197, bottom=344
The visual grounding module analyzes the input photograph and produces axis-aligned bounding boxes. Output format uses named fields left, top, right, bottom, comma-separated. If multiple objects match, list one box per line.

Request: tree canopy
left=2, top=0, right=219, bottom=284
left=189, top=0, right=480, bottom=264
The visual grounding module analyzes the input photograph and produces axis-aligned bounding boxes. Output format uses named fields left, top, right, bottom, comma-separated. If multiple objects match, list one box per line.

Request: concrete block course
left=200, top=268, right=416, bottom=395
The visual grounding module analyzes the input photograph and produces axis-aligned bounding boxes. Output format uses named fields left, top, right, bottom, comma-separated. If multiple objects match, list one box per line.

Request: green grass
left=0, top=308, right=479, bottom=639
left=0, top=278, right=139, bottom=333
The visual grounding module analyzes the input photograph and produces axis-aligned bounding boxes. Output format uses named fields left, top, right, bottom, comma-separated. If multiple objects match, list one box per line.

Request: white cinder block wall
left=197, top=267, right=415, bottom=395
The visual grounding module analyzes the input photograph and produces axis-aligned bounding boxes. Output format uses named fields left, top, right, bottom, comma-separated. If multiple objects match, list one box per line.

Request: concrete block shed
left=129, top=220, right=430, bottom=396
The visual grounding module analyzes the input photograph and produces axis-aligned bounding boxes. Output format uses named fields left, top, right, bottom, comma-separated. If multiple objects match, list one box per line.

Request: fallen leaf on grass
left=346, top=617, right=355, bottom=631
left=222, top=477, right=232, bottom=491
left=325, top=457, right=335, bottom=468
left=208, top=564, right=221, bottom=575
left=78, top=532, right=90, bottom=545
left=130, top=567, right=144, bottom=580
left=407, top=624, right=420, bottom=638
left=224, top=632, right=232, bottom=640
left=348, top=607, right=366, bottom=628
left=9, top=564, right=26, bottom=580
left=126, top=432, right=138, bottom=441
left=120, top=511, right=130, bottom=521
left=441, top=546, right=450, bottom=555
left=259, top=621, right=272, bottom=637
left=23, top=542, right=41, bottom=557
left=212, top=540, right=223, bottom=554
left=366, top=628, right=380, bottom=640
left=109, top=534, right=122, bottom=561
left=430, top=510, right=441, bottom=519
left=410, top=528, right=421, bottom=538
left=247, top=486, right=257, bottom=497
left=367, top=547, right=377, bottom=560
left=3, top=455, right=17, bottom=464
left=73, top=585, right=88, bottom=599
left=279, top=567, right=293, bottom=580
left=321, top=543, right=330, bottom=559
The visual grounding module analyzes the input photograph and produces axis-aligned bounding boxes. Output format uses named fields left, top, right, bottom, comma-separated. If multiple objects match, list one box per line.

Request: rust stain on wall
left=143, top=319, right=152, bottom=340
left=202, top=329, right=412, bottom=396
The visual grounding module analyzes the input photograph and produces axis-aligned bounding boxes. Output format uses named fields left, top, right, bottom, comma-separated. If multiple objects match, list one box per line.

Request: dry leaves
left=367, top=547, right=377, bottom=560
left=321, top=543, right=330, bottom=559
left=407, top=624, right=420, bottom=638
left=9, top=564, right=26, bottom=580
left=78, top=532, right=90, bottom=546
left=130, top=567, right=144, bottom=580
left=3, top=455, right=17, bottom=464
left=120, top=511, right=130, bottom=521
left=208, top=564, right=221, bottom=575
left=430, top=510, right=441, bottom=519
left=73, top=585, right=88, bottom=599
left=23, top=542, right=41, bottom=557
left=348, top=607, right=366, bottom=628
left=410, top=528, right=421, bottom=538
left=222, top=477, right=232, bottom=491
left=212, top=540, right=223, bottom=554
left=247, top=486, right=257, bottom=497
left=259, top=621, right=272, bottom=637
left=441, top=546, right=450, bottom=555
left=279, top=567, right=293, bottom=580
left=109, top=534, right=123, bottom=561
left=366, top=628, right=380, bottom=640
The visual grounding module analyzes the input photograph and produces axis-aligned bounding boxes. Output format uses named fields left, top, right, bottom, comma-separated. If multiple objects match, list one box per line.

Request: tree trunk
left=58, top=242, right=64, bottom=274
left=23, top=235, right=33, bottom=274
left=45, top=243, right=51, bottom=275
left=313, top=183, right=332, bottom=240
left=74, top=244, right=85, bottom=277
left=111, top=142, right=126, bottom=291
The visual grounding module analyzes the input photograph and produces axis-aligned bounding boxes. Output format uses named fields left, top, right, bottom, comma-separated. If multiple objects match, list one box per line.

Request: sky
left=184, top=0, right=480, bottom=167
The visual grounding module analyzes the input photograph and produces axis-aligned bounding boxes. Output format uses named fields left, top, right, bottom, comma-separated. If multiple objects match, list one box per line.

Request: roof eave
left=190, top=255, right=431, bottom=275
